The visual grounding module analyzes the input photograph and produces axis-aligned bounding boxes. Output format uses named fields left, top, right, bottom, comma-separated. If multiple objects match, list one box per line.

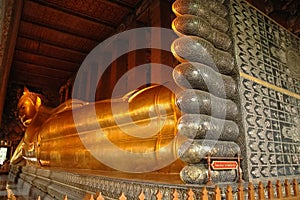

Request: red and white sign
left=211, top=161, right=238, bottom=170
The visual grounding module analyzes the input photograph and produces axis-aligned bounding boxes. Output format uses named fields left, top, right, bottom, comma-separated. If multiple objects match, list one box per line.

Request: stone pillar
left=0, top=0, right=22, bottom=125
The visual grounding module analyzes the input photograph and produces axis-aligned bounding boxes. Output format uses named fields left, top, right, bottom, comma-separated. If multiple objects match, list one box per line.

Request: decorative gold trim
left=240, top=72, right=300, bottom=99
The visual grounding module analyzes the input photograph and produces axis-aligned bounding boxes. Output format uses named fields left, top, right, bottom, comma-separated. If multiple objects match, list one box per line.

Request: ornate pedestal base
left=9, top=165, right=242, bottom=200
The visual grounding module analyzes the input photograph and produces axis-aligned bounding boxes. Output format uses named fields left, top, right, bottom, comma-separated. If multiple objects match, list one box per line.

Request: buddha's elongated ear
left=36, top=96, right=42, bottom=108
left=23, top=86, right=29, bottom=94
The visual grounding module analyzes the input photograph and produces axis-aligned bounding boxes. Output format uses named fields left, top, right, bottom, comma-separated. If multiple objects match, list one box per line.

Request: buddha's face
left=17, top=96, right=37, bottom=127
left=17, top=89, right=41, bottom=127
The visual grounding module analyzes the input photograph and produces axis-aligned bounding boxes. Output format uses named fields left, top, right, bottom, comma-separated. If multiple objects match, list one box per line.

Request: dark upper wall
left=246, top=0, right=300, bottom=37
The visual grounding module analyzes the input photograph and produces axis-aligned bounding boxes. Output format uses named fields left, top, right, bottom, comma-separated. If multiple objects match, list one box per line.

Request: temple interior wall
left=231, top=0, right=300, bottom=182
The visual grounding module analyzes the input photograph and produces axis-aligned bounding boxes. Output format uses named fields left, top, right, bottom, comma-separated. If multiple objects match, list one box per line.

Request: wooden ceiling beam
left=16, top=36, right=86, bottom=64
left=14, top=50, right=80, bottom=72
left=17, top=32, right=89, bottom=55
left=21, top=18, right=100, bottom=43
left=13, top=61, right=74, bottom=79
left=22, top=1, right=114, bottom=42
left=10, top=78, right=60, bottom=90
left=12, top=69, right=67, bottom=85
left=108, top=0, right=135, bottom=10
left=10, top=71, right=64, bottom=90
left=18, top=21, right=98, bottom=53
left=30, top=0, right=118, bottom=28
left=11, top=68, right=66, bottom=81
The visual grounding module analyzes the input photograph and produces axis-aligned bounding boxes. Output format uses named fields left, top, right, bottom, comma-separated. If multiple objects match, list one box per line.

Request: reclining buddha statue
left=10, top=62, right=240, bottom=184
left=11, top=84, right=185, bottom=173
left=10, top=0, right=242, bottom=184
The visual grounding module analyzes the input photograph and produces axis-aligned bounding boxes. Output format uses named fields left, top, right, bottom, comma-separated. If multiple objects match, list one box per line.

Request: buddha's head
left=17, top=87, right=42, bottom=127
